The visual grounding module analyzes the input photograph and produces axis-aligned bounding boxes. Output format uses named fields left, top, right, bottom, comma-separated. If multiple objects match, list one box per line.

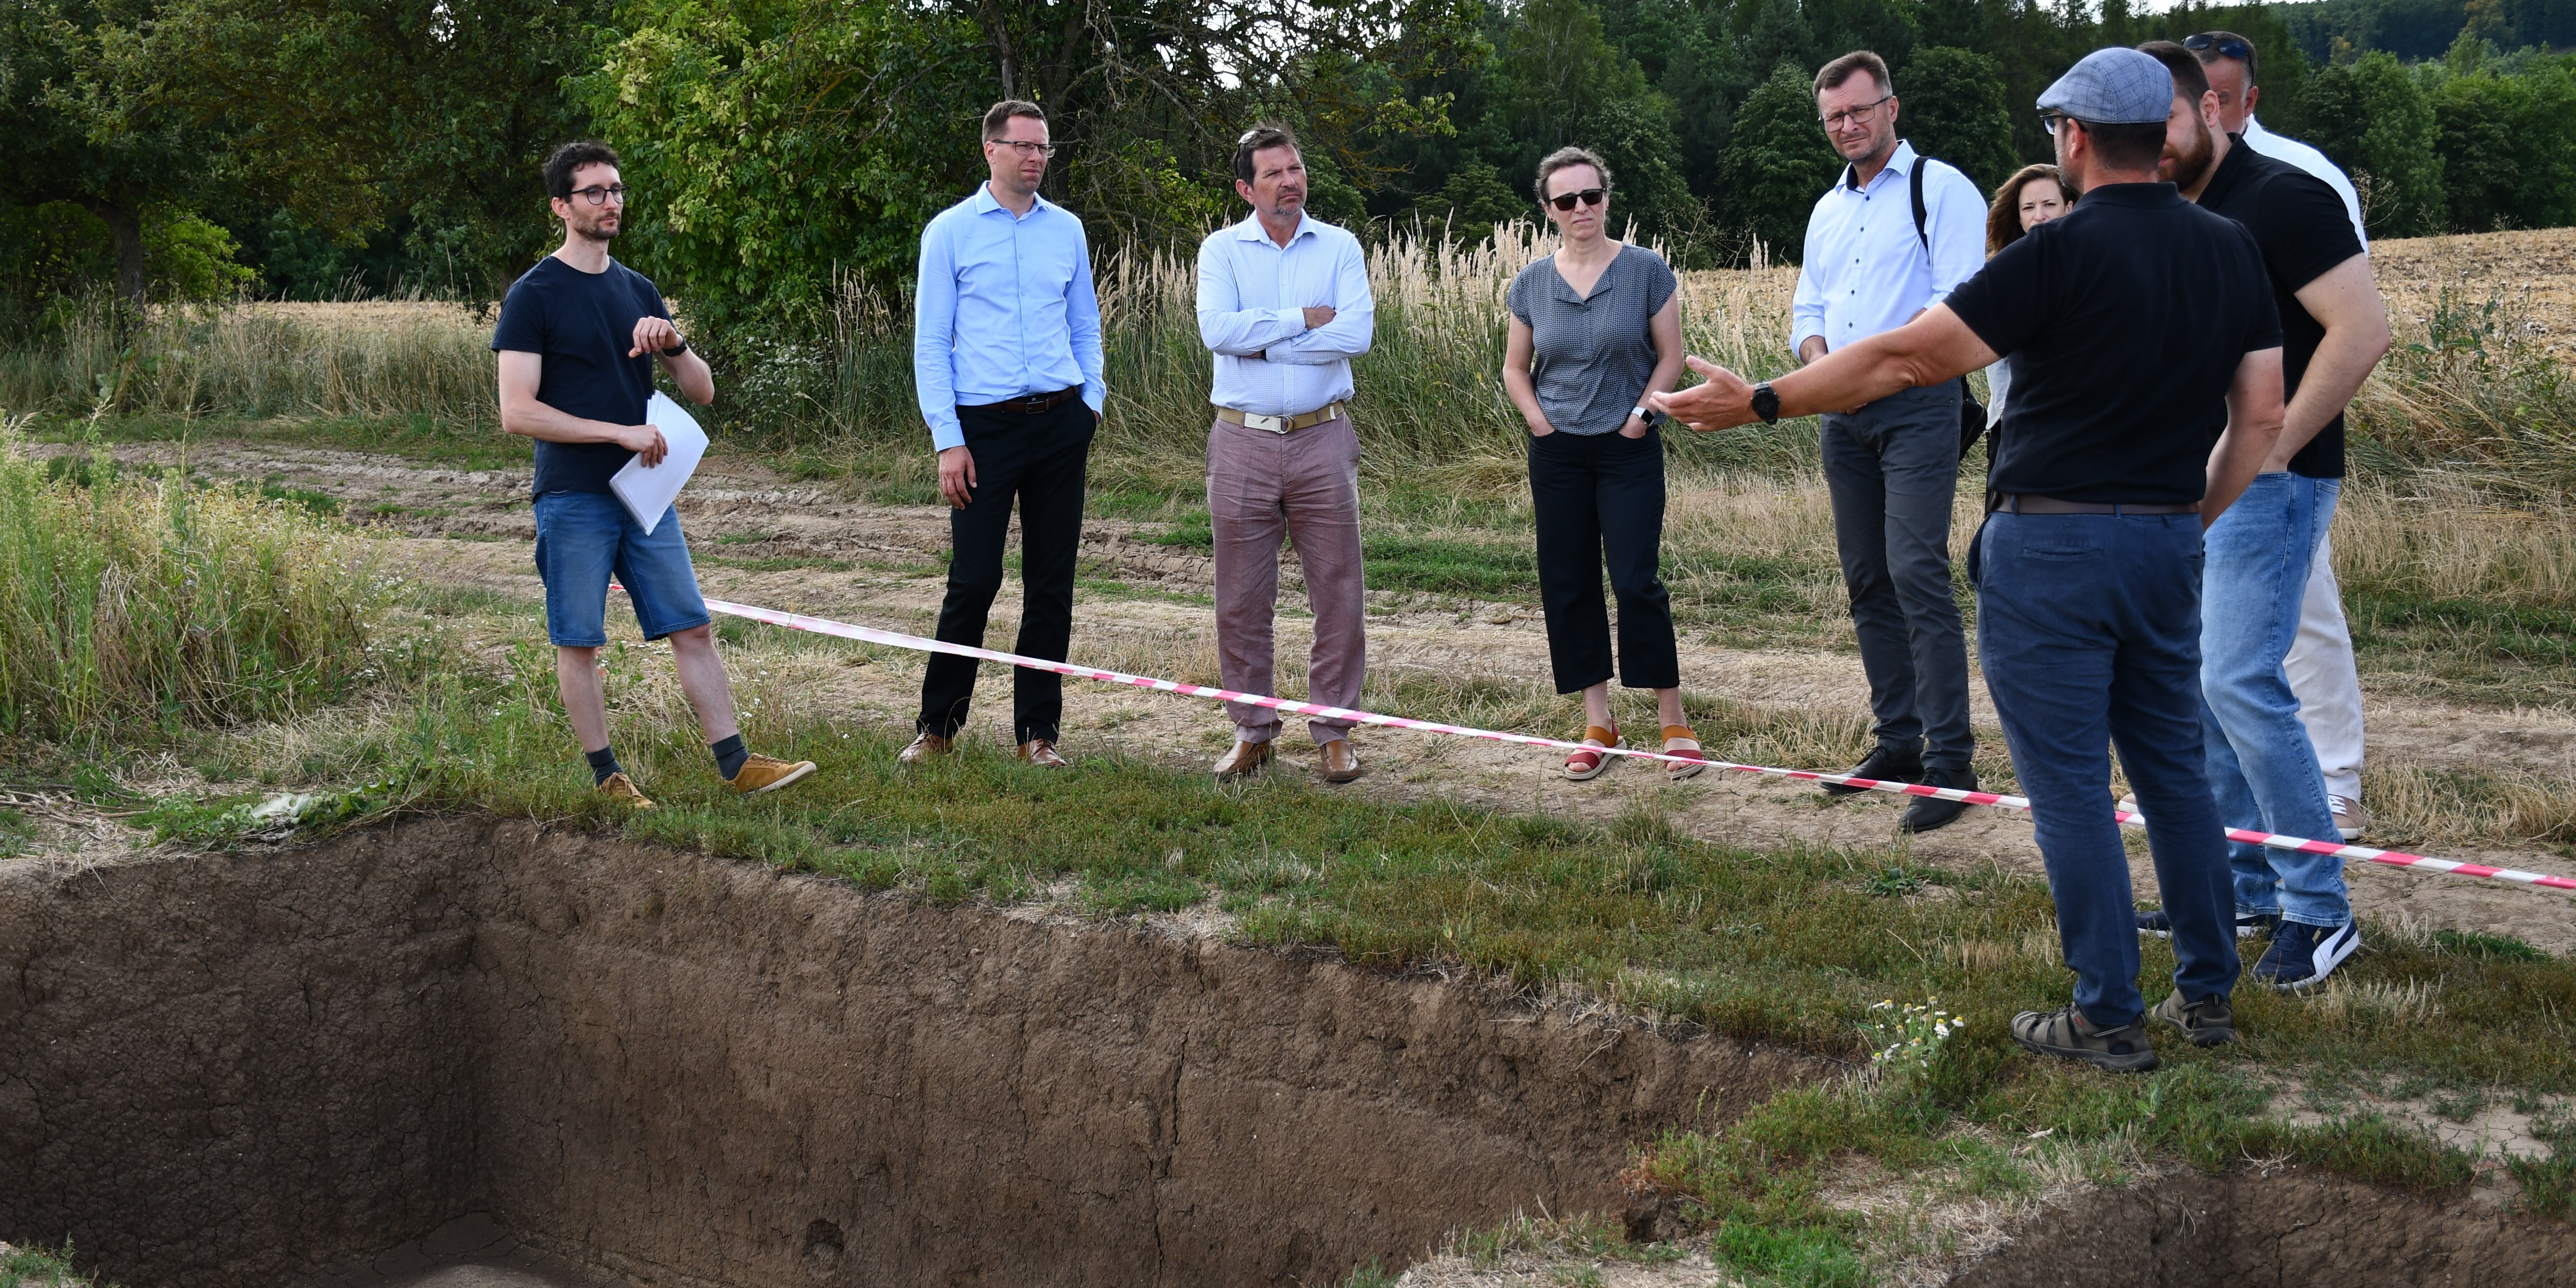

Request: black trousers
left=1528, top=427, right=1679, bottom=694
left=1821, top=381, right=1975, bottom=771
left=917, top=397, right=1094, bottom=743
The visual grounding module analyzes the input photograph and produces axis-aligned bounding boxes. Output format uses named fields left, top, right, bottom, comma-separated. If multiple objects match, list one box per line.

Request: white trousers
left=2284, top=527, right=2366, bottom=801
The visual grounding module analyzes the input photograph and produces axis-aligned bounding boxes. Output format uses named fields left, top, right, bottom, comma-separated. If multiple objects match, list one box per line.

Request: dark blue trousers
left=1975, top=511, right=2240, bottom=1026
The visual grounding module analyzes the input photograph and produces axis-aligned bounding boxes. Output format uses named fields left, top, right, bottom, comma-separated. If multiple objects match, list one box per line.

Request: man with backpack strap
left=1792, top=50, right=1988, bottom=832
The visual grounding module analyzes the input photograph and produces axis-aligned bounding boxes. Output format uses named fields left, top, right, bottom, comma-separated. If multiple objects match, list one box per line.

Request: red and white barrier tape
left=678, top=592, right=2576, bottom=895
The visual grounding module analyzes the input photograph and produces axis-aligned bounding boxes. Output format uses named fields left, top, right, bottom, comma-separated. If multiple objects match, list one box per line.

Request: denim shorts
left=532, top=491, right=711, bottom=648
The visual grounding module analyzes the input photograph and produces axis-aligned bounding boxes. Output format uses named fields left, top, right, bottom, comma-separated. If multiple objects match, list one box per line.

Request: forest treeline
left=6, top=0, right=2574, bottom=341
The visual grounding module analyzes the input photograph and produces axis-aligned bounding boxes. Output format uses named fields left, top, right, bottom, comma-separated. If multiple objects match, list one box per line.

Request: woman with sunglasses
left=1978, top=164, right=2077, bottom=430
left=1502, top=146, right=1701, bottom=781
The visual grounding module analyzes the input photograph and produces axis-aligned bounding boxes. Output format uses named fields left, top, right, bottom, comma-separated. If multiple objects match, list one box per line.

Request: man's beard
left=572, top=214, right=619, bottom=242
left=2165, top=125, right=2217, bottom=190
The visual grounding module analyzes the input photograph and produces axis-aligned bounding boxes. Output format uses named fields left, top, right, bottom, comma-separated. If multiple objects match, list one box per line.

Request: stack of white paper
left=610, top=391, right=709, bottom=534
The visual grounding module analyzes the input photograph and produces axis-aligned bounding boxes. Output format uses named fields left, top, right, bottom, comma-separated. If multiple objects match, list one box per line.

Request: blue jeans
left=2200, top=474, right=2349, bottom=929
left=532, top=491, right=711, bottom=648
left=1977, top=511, right=2240, bottom=1027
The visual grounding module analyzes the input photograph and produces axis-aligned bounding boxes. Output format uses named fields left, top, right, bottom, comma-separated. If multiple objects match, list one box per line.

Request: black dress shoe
left=1900, top=765, right=1979, bottom=833
left=1823, top=744, right=1923, bottom=797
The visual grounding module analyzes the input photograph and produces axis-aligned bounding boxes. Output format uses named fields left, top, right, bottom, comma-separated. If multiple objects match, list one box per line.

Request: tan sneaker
left=728, top=752, right=817, bottom=795
left=597, top=772, right=656, bottom=810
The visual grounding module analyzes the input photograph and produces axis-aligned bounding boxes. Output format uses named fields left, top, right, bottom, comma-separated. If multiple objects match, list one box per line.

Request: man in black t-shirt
left=2137, top=42, right=2392, bottom=992
left=1657, top=48, right=2284, bottom=1073
left=493, top=140, right=816, bottom=807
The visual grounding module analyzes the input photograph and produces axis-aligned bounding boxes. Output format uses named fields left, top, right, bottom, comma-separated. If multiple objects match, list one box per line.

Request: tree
left=1898, top=46, right=2014, bottom=194
left=1718, top=61, right=1844, bottom=261
left=2303, top=50, right=2446, bottom=237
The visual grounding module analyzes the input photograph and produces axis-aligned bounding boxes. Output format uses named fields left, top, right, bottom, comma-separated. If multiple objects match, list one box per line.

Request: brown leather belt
left=963, top=386, right=1083, bottom=415
left=2000, top=494, right=2198, bottom=516
left=1215, top=401, right=1346, bottom=434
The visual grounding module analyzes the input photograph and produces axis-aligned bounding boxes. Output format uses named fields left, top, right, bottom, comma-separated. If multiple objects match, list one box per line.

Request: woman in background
left=1501, top=146, right=1699, bottom=781
left=1979, top=165, right=2077, bottom=427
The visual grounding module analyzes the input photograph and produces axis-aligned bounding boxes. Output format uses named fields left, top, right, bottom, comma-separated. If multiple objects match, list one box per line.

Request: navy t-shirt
left=490, top=256, right=675, bottom=496
left=2195, top=140, right=2366, bottom=479
left=1944, top=183, right=2281, bottom=506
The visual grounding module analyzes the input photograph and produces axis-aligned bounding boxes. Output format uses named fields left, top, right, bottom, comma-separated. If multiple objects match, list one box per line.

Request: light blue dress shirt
left=1790, top=141, right=1986, bottom=355
left=1195, top=212, right=1375, bottom=417
left=913, top=182, right=1107, bottom=452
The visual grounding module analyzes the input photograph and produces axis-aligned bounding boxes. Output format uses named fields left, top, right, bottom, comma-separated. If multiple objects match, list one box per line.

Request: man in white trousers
left=2191, top=29, right=2374, bottom=838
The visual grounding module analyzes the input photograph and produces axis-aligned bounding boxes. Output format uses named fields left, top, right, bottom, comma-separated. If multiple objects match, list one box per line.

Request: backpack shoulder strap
left=1911, top=152, right=1931, bottom=251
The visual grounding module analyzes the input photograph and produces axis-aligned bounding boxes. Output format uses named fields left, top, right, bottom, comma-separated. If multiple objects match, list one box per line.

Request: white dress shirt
left=1791, top=141, right=1985, bottom=354
left=1195, top=212, right=1375, bottom=417
left=2243, top=116, right=2369, bottom=248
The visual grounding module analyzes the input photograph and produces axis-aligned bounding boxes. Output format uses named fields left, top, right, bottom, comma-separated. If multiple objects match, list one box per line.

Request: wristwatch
left=1629, top=404, right=1665, bottom=427
left=1750, top=382, right=1782, bottom=425
left=660, top=337, right=690, bottom=357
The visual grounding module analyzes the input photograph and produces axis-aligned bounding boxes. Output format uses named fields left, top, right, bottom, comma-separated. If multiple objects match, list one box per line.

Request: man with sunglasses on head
left=1195, top=123, right=1376, bottom=784
left=2133, top=41, right=2390, bottom=991
left=1792, top=51, right=1990, bottom=832
left=2189, top=29, right=2376, bottom=848
left=1656, top=49, right=2284, bottom=1072
left=492, top=140, right=817, bottom=808
left=904, top=99, right=1107, bottom=770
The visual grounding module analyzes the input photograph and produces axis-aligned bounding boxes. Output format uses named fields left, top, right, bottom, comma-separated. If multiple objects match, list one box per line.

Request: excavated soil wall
left=0, top=817, right=1817, bottom=1288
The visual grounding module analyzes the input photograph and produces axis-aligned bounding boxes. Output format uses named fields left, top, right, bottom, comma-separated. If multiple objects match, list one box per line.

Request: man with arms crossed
left=494, top=141, right=816, bottom=807
left=904, top=100, right=1107, bottom=769
left=1793, top=51, right=1990, bottom=832
left=1195, top=124, right=1376, bottom=783
left=2194, top=30, right=2375, bottom=841
left=1659, top=49, right=2283, bottom=1072
left=2136, top=42, right=2390, bottom=989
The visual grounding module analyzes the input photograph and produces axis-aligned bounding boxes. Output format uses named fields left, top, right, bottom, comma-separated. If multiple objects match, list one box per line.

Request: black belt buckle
left=1013, top=393, right=1050, bottom=413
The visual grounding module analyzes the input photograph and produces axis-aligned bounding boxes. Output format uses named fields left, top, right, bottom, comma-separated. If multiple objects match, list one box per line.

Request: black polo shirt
left=1945, top=182, right=2281, bottom=506
left=2195, top=138, right=2366, bottom=478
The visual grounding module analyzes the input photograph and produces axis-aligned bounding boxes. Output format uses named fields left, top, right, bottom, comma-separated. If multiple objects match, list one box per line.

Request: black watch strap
left=1751, top=382, right=1782, bottom=425
left=660, top=338, right=689, bottom=357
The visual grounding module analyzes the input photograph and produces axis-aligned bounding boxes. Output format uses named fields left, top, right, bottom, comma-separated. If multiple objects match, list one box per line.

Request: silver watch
left=1631, top=404, right=1665, bottom=427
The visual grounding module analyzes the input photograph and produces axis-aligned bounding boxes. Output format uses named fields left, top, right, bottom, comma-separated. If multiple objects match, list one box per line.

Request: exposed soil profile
left=0, top=817, right=1815, bottom=1288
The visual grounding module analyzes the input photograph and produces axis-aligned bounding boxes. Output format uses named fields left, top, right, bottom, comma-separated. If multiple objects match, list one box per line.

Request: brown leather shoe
left=898, top=731, right=953, bottom=765
left=1016, top=738, right=1068, bottom=768
left=1213, top=739, right=1273, bottom=778
left=1318, top=738, right=1362, bottom=783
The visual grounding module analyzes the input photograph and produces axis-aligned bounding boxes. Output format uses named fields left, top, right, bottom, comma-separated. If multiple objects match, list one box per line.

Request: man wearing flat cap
left=1655, top=48, right=2284, bottom=1074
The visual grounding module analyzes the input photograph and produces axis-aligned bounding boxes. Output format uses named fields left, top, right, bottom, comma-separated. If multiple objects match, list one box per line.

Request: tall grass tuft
left=0, top=296, right=496, bottom=424
left=0, top=422, right=389, bottom=739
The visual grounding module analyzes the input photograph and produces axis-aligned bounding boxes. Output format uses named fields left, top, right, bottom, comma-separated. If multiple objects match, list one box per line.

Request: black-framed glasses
left=568, top=184, right=628, bottom=206
left=991, top=140, right=1059, bottom=158
left=1546, top=187, right=1607, bottom=211
left=2038, top=111, right=2077, bottom=135
left=2183, top=33, right=2254, bottom=64
left=1821, top=94, right=1893, bottom=130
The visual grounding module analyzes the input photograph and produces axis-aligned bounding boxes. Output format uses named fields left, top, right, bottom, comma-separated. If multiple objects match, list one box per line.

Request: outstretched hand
left=1647, top=357, right=1758, bottom=433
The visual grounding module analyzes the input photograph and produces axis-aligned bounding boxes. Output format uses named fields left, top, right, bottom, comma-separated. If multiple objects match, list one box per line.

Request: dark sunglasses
left=1546, top=187, right=1607, bottom=211
left=2183, top=33, right=2254, bottom=64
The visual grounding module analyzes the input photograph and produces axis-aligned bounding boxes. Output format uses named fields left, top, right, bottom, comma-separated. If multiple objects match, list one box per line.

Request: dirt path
left=99, top=438, right=2576, bottom=952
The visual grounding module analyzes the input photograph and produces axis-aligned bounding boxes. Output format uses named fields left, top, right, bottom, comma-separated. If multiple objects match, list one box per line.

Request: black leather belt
left=2000, top=494, right=2198, bottom=516
left=964, top=386, right=1083, bottom=415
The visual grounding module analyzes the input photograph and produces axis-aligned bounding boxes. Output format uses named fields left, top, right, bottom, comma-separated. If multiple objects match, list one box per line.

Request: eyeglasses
left=1546, top=187, right=1607, bottom=211
left=990, top=140, right=1058, bottom=158
left=2183, top=33, right=2255, bottom=65
left=1820, top=94, right=1893, bottom=131
left=2038, top=111, right=2080, bottom=135
left=567, top=185, right=628, bottom=206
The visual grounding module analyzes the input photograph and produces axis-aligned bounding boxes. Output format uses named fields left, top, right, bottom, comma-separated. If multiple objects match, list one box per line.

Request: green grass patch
left=0, top=1241, right=105, bottom=1288
left=1362, top=535, right=1537, bottom=597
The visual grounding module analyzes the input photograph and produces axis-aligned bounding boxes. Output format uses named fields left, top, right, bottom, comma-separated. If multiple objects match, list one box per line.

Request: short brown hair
left=2136, top=40, right=2211, bottom=104
left=1532, top=146, right=1613, bottom=204
left=1986, top=164, right=2077, bottom=254
left=981, top=100, right=1044, bottom=142
left=1814, top=50, right=1891, bottom=99
left=1232, top=123, right=1300, bottom=186
left=2073, top=118, right=2169, bottom=171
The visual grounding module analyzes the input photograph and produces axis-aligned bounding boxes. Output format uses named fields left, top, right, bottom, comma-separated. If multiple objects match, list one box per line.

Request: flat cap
left=2037, top=48, right=2175, bottom=125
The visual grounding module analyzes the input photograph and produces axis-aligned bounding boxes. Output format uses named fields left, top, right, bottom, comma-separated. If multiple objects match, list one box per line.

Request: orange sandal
left=1661, top=724, right=1709, bottom=780
left=1564, top=724, right=1621, bottom=781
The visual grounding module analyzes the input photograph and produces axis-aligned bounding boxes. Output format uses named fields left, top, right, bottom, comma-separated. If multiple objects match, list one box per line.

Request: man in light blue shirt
left=1195, top=123, right=1375, bottom=784
left=903, top=99, right=1106, bottom=770
left=1791, top=50, right=1988, bottom=832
